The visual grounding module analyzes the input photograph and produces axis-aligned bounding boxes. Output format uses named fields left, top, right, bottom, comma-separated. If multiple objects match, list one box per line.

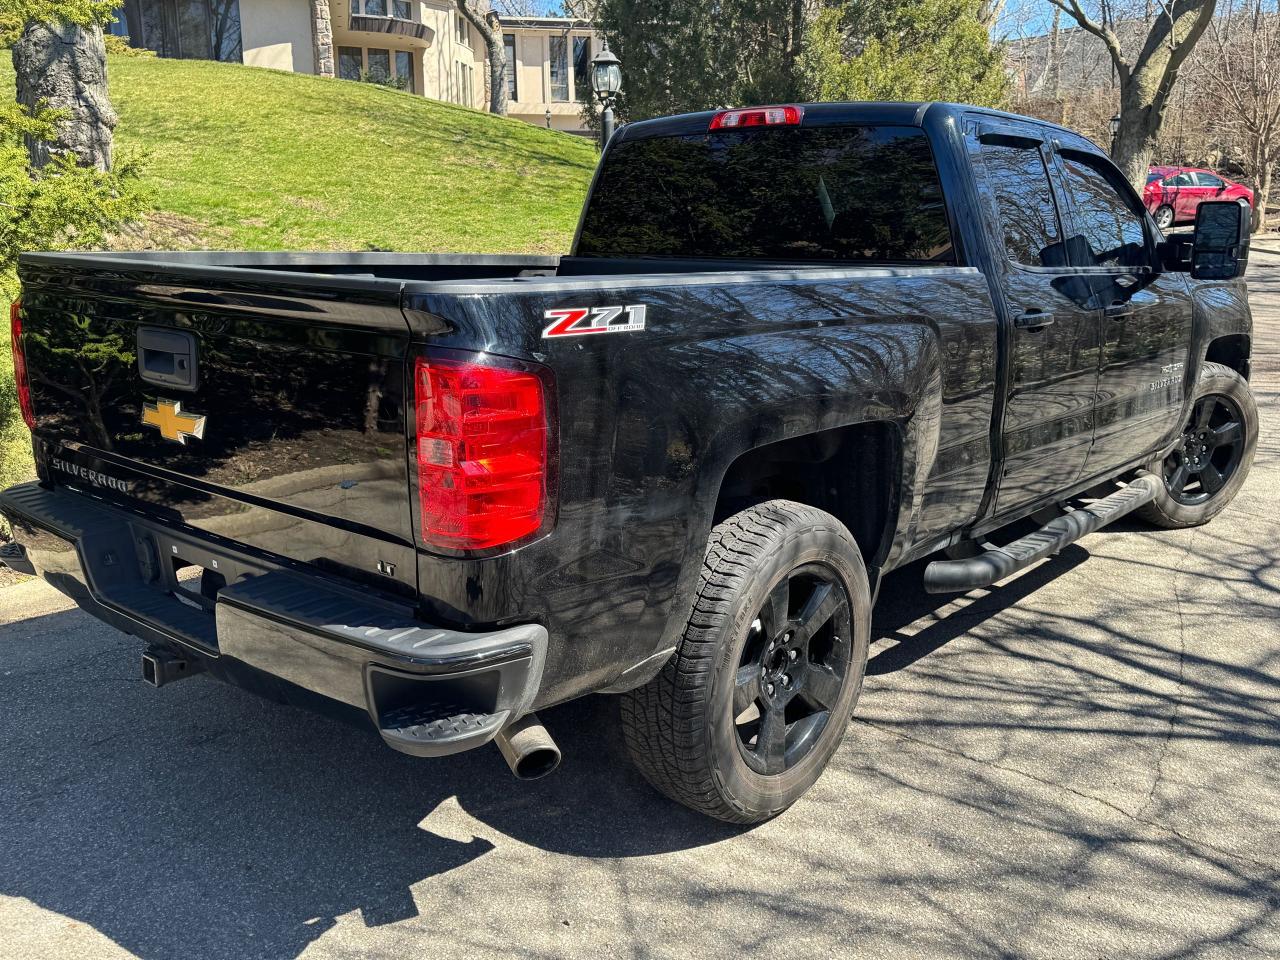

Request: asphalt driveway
left=1, top=245, right=1278, bottom=960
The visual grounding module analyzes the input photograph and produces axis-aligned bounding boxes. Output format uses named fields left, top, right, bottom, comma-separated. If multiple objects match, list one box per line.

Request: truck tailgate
left=15, top=254, right=417, bottom=596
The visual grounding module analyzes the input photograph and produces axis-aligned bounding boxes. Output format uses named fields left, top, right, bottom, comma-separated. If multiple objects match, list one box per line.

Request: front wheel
left=1136, top=361, right=1257, bottom=529
left=620, top=500, right=870, bottom=823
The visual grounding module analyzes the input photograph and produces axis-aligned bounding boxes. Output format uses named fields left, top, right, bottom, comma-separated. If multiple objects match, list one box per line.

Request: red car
left=1145, top=165, right=1254, bottom=230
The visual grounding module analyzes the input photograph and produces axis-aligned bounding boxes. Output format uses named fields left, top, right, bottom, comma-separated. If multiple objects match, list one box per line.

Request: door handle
left=1014, top=310, right=1055, bottom=331
left=1104, top=302, right=1134, bottom=320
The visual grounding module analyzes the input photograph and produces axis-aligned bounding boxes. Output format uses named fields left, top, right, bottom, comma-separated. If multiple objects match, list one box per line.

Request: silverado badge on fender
left=141, top=399, right=207, bottom=445
left=542, top=304, right=646, bottom=338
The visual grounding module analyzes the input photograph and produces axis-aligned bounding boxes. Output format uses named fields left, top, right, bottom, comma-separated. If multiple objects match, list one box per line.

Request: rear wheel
left=620, top=500, right=870, bottom=824
left=1154, top=205, right=1175, bottom=230
left=1137, top=362, right=1257, bottom=529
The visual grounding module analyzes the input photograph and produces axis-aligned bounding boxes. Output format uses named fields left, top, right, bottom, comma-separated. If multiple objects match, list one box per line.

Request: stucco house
left=105, top=0, right=598, bottom=132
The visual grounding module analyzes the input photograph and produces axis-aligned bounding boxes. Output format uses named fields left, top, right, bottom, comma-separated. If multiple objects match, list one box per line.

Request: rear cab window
left=575, top=125, right=956, bottom=265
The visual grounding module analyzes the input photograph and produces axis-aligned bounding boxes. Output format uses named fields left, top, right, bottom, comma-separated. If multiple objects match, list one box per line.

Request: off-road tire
left=620, top=500, right=870, bottom=824
left=1136, top=361, right=1257, bottom=529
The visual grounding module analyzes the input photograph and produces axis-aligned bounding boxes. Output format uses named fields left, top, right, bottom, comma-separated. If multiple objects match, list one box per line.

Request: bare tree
left=455, top=0, right=507, bottom=115
left=1042, top=0, right=1217, bottom=190
left=1196, top=0, right=1279, bottom=232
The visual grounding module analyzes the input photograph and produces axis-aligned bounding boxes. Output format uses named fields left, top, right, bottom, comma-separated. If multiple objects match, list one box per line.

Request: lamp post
left=589, top=40, right=622, bottom=149
left=1109, top=113, right=1121, bottom=158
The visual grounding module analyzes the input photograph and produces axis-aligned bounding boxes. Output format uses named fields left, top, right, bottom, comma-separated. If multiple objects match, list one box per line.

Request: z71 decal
left=542, top=304, right=647, bottom=338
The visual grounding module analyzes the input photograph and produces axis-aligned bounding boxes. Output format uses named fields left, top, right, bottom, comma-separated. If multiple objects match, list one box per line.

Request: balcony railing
left=348, top=15, right=433, bottom=42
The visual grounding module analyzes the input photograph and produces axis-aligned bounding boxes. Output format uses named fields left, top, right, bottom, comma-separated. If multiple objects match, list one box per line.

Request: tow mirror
left=1190, top=200, right=1250, bottom=280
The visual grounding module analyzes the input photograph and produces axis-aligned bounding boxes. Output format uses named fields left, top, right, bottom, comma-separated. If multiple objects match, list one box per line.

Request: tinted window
left=1061, top=154, right=1148, bottom=268
left=1195, top=172, right=1224, bottom=188
left=1165, top=172, right=1194, bottom=187
left=576, top=126, right=955, bottom=264
left=979, top=139, right=1063, bottom=267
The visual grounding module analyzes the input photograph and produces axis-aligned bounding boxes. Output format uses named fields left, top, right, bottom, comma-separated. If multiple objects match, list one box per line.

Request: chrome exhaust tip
left=493, top=712, right=561, bottom=780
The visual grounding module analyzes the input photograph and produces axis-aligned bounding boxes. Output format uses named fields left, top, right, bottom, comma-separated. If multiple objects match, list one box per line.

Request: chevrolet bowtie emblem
left=141, top=399, right=207, bottom=445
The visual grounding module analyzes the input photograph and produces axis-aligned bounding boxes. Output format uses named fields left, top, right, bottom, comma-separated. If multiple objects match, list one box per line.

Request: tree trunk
left=1255, top=161, right=1272, bottom=234
left=456, top=1, right=507, bottom=116
left=1112, top=77, right=1165, bottom=190
left=12, top=19, right=116, bottom=172
left=1047, top=7, right=1061, bottom=105
left=311, top=0, right=335, bottom=79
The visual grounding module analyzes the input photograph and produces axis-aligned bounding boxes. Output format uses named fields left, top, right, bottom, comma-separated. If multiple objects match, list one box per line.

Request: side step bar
left=923, top=474, right=1160, bottom=594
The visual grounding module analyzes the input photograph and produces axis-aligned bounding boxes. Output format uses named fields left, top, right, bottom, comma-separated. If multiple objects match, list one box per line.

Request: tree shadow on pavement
left=1, top=528, right=1277, bottom=959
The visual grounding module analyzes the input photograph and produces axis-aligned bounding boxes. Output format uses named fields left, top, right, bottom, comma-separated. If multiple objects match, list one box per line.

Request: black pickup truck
left=3, top=102, right=1258, bottom=823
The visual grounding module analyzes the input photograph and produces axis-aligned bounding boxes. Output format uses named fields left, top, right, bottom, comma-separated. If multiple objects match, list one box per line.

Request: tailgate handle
left=137, top=327, right=199, bottom=391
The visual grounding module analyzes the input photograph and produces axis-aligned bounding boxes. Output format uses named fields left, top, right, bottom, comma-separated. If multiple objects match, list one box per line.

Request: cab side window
left=1060, top=153, right=1149, bottom=269
left=979, top=139, right=1066, bottom=268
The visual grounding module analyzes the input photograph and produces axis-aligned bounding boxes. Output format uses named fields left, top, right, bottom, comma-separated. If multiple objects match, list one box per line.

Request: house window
left=456, top=16, right=468, bottom=45
left=456, top=62, right=472, bottom=104
left=112, top=0, right=242, bottom=62
left=393, top=0, right=409, bottom=15
left=338, top=45, right=362, bottom=80
left=362, top=0, right=386, bottom=15
left=549, top=34, right=568, bottom=102
left=504, top=33, right=517, bottom=102
left=572, top=35, right=590, bottom=102
left=396, top=49, right=414, bottom=92
left=366, top=47, right=390, bottom=82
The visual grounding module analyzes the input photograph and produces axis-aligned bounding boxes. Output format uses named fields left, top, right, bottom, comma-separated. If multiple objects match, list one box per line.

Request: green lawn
left=0, top=55, right=600, bottom=533
left=0, top=55, right=598, bottom=251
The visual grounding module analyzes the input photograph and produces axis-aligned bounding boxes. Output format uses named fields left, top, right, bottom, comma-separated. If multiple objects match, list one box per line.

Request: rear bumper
left=0, top=482, right=546, bottom=758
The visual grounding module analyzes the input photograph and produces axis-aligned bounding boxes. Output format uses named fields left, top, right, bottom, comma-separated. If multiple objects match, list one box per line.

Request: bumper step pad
left=377, top=703, right=510, bottom=757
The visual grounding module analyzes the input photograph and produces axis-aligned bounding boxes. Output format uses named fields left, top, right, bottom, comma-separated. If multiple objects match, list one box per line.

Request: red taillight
left=413, top=355, right=551, bottom=551
left=10, top=300, right=35, bottom=430
left=709, top=105, right=804, bottom=130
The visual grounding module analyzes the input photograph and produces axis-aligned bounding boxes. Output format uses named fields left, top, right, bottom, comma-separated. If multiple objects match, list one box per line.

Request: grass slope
left=103, top=56, right=598, bottom=251
left=0, top=56, right=599, bottom=533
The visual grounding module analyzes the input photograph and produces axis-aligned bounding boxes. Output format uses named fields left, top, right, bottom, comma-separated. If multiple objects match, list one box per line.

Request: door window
left=979, top=139, right=1065, bottom=267
left=1060, top=153, right=1148, bottom=269
left=1164, top=172, right=1194, bottom=187
left=1194, top=172, right=1224, bottom=188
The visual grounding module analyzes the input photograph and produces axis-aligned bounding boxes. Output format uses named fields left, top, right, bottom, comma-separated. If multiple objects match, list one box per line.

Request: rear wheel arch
left=1204, top=333, right=1250, bottom=380
left=711, top=421, right=903, bottom=571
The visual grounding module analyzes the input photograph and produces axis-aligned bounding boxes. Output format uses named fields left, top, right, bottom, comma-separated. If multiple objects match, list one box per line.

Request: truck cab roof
left=615, top=101, right=1105, bottom=154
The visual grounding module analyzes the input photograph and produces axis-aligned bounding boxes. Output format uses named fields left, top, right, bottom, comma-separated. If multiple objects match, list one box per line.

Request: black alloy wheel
left=1161, top=394, right=1246, bottom=506
left=732, top=565, right=852, bottom=775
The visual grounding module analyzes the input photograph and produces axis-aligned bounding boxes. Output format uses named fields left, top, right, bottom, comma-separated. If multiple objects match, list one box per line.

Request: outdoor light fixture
left=590, top=40, right=622, bottom=147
